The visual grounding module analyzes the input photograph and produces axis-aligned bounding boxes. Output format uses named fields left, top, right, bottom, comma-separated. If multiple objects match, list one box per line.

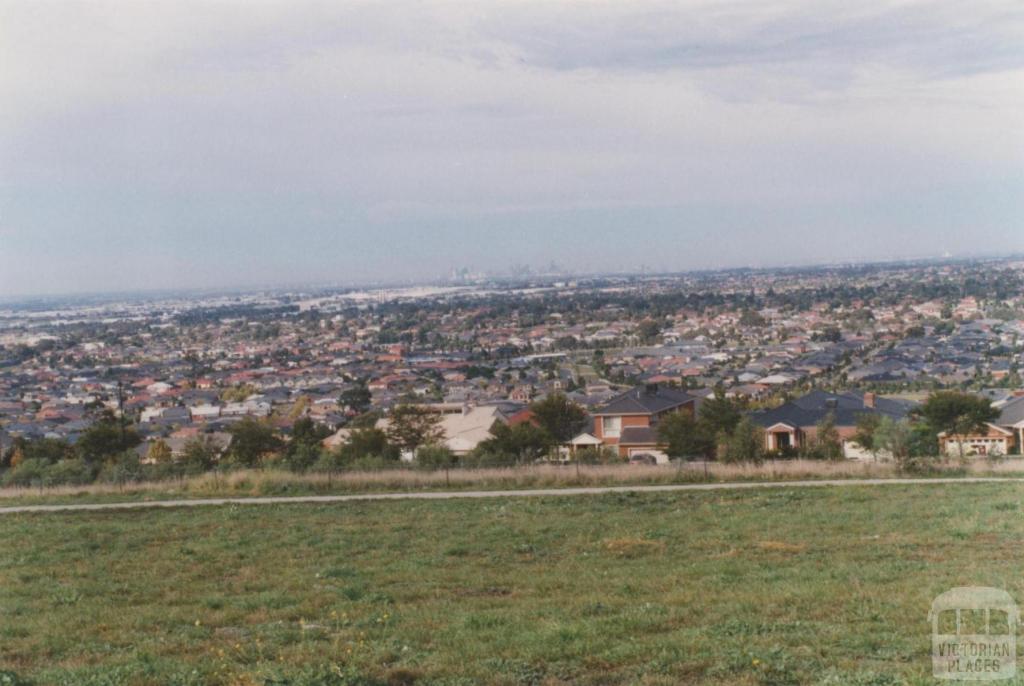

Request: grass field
left=2, top=483, right=1023, bottom=685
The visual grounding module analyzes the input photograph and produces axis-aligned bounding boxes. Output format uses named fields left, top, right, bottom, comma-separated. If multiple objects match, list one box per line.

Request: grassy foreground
left=2, top=484, right=1023, bottom=685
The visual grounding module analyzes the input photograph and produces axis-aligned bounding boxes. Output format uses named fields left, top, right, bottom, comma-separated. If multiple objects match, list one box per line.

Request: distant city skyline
left=2, top=0, right=1022, bottom=296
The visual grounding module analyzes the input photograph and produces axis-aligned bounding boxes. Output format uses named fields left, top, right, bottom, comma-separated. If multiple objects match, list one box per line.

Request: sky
left=1, top=0, right=1022, bottom=296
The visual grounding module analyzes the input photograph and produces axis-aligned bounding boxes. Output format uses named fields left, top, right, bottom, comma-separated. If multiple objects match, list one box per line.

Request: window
left=603, top=416, right=621, bottom=438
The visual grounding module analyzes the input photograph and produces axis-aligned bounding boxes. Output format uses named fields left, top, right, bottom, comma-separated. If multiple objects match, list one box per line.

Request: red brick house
left=591, top=384, right=697, bottom=458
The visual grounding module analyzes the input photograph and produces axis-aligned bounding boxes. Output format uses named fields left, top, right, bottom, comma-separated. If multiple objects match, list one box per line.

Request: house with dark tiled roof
left=590, top=384, right=696, bottom=458
left=750, top=390, right=915, bottom=457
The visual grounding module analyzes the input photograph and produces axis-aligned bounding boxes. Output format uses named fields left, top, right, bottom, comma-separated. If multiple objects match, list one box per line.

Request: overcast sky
left=1, top=0, right=1022, bottom=296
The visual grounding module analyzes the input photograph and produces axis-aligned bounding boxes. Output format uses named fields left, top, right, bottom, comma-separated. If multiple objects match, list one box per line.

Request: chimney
left=644, top=383, right=659, bottom=395
left=863, top=392, right=876, bottom=409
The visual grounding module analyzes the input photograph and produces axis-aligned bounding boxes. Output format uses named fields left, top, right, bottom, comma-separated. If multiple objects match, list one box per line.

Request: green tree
left=698, top=390, right=741, bottom=438
left=387, top=405, right=445, bottom=457
left=852, top=413, right=882, bottom=460
left=635, top=319, right=662, bottom=344
left=284, top=418, right=332, bottom=471
left=739, top=309, right=766, bottom=327
left=920, top=391, right=999, bottom=459
left=874, top=416, right=910, bottom=461
left=285, top=442, right=322, bottom=473
left=810, top=411, right=843, bottom=460
left=416, top=444, right=457, bottom=470
left=721, top=417, right=764, bottom=464
left=289, top=418, right=332, bottom=450
left=658, top=411, right=713, bottom=459
left=476, top=421, right=551, bottom=463
left=77, top=413, right=141, bottom=465
left=180, top=436, right=220, bottom=474
left=226, top=417, right=283, bottom=467
left=340, top=381, right=373, bottom=414
left=343, top=427, right=399, bottom=462
left=529, top=393, right=587, bottom=444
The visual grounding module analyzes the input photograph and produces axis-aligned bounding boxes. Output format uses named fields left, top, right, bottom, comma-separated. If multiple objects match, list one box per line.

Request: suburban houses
left=2, top=258, right=1024, bottom=475
left=750, top=390, right=915, bottom=458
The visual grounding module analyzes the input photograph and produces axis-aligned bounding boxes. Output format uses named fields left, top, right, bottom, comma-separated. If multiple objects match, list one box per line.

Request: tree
left=874, top=416, right=910, bottom=461
left=810, top=411, right=843, bottom=460
left=180, top=436, right=220, bottom=474
left=289, top=417, right=332, bottom=451
left=721, top=417, right=764, bottom=464
left=147, top=439, right=173, bottom=464
left=813, top=327, right=842, bottom=343
left=699, top=390, right=741, bottom=438
left=658, top=411, right=713, bottom=459
left=920, top=391, right=999, bottom=459
left=476, top=421, right=551, bottom=463
left=226, top=417, right=283, bottom=467
left=285, top=441, right=322, bottom=473
left=77, top=413, right=141, bottom=465
left=221, top=384, right=257, bottom=402
left=340, top=381, right=373, bottom=415
left=343, top=427, right=399, bottom=462
left=387, top=405, right=444, bottom=457
left=852, top=413, right=882, bottom=460
left=7, top=444, right=25, bottom=469
left=739, top=309, right=767, bottom=327
left=636, top=319, right=662, bottom=344
left=416, top=444, right=457, bottom=470
left=529, top=393, right=587, bottom=444
left=287, top=396, right=311, bottom=422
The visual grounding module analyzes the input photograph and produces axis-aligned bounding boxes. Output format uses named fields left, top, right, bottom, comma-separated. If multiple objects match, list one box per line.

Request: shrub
left=574, top=446, right=620, bottom=464
left=1, top=458, right=49, bottom=488
left=97, top=452, right=144, bottom=485
left=43, top=459, right=94, bottom=486
left=415, top=444, right=457, bottom=470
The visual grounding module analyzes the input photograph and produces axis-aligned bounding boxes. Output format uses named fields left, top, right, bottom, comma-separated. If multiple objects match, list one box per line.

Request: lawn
left=1, top=483, right=1023, bottom=685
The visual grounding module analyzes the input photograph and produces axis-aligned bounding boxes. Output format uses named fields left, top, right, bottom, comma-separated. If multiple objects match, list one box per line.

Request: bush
left=461, top=451, right=518, bottom=468
left=415, top=444, right=457, bottom=470
left=284, top=442, right=323, bottom=473
left=2, top=458, right=49, bottom=487
left=574, top=446, right=620, bottom=464
left=43, top=459, right=94, bottom=486
left=348, top=456, right=402, bottom=472
left=97, top=452, right=144, bottom=485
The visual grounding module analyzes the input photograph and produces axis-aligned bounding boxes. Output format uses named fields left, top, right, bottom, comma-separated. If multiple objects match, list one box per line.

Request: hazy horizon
left=2, top=0, right=1022, bottom=297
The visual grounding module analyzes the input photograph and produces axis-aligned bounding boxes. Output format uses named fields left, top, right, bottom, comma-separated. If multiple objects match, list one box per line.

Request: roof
left=569, top=432, right=603, bottom=446
left=593, top=385, right=694, bottom=417
left=618, top=426, right=659, bottom=445
left=750, top=390, right=915, bottom=430
left=998, top=396, right=1024, bottom=427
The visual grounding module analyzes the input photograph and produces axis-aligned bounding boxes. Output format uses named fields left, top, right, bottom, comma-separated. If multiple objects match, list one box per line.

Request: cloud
left=0, top=0, right=1022, bottom=295
left=477, top=1, right=1023, bottom=75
